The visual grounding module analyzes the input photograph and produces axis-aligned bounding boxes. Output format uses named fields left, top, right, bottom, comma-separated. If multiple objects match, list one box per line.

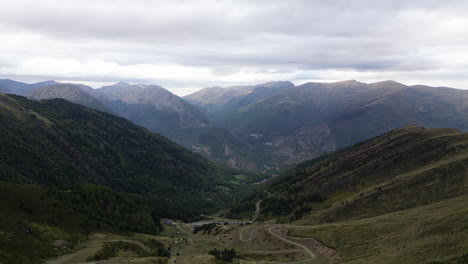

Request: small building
left=162, top=218, right=174, bottom=226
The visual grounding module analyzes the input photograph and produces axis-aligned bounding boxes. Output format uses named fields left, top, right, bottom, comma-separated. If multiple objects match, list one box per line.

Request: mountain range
left=3, top=78, right=468, bottom=172
left=188, top=80, right=468, bottom=166
left=0, top=79, right=59, bottom=96
left=0, top=78, right=467, bottom=264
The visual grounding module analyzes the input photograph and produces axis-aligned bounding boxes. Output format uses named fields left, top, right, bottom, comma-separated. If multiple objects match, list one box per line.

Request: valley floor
left=43, top=194, right=467, bottom=264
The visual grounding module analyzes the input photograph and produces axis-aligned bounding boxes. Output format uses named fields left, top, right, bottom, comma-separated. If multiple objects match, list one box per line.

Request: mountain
left=0, top=79, right=266, bottom=171
left=0, top=93, right=254, bottom=210
left=0, top=79, right=58, bottom=96
left=228, top=125, right=468, bottom=263
left=97, top=82, right=211, bottom=132
left=95, top=82, right=264, bottom=171
left=214, top=80, right=468, bottom=167
left=184, top=81, right=294, bottom=121
left=27, top=83, right=112, bottom=113
left=0, top=93, right=272, bottom=264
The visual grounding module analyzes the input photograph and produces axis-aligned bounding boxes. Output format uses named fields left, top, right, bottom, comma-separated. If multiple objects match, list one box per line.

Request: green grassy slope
left=227, top=125, right=468, bottom=263
left=289, top=195, right=468, bottom=264
left=247, top=125, right=468, bottom=222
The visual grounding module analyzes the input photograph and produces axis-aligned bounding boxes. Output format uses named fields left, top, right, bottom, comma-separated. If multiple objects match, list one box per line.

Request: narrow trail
left=251, top=190, right=271, bottom=222
left=268, top=227, right=316, bottom=259
left=252, top=199, right=262, bottom=222
left=174, top=222, right=188, bottom=234
left=239, top=226, right=262, bottom=241
left=239, top=226, right=317, bottom=263
left=239, top=192, right=318, bottom=264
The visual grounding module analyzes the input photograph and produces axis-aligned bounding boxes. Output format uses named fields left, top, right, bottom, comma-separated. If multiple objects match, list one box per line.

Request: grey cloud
left=1, top=0, right=468, bottom=90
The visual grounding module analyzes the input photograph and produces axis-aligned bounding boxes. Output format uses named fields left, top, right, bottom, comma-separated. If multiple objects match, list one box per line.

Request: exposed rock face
left=272, top=124, right=337, bottom=165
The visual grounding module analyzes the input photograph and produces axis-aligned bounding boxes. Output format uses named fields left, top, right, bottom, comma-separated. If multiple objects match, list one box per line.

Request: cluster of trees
left=193, top=223, right=218, bottom=234
left=48, top=184, right=163, bottom=234
left=0, top=95, right=244, bottom=215
left=46, top=184, right=207, bottom=234
left=208, top=248, right=238, bottom=262
left=88, top=241, right=168, bottom=261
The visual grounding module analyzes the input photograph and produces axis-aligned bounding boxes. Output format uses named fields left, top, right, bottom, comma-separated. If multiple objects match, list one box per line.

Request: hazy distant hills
left=184, top=81, right=294, bottom=121
left=189, top=80, right=468, bottom=166
left=3, top=78, right=468, bottom=171
left=0, top=79, right=58, bottom=96
left=94, top=82, right=262, bottom=170
left=28, top=83, right=112, bottom=113
left=0, top=80, right=263, bottom=170
left=96, top=82, right=211, bottom=132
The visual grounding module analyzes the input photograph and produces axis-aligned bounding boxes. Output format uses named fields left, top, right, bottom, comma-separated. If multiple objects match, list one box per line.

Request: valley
left=0, top=81, right=467, bottom=264
left=2, top=1, right=468, bottom=263
left=41, top=196, right=337, bottom=264
left=38, top=192, right=467, bottom=264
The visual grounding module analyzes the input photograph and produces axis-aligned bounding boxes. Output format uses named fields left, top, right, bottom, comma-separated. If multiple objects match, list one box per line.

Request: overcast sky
left=1, top=0, right=467, bottom=95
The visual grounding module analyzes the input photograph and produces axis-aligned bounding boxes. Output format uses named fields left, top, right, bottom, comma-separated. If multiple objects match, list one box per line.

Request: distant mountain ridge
left=191, top=80, right=468, bottom=167
left=28, top=83, right=112, bottom=113
left=96, top=82, right=211, bottom=130
left=3, top=78, right=468, bottom=171
left=184, top=81, right=294, bottom=121
left=0, top=79, right=262, bottom=170
left=0, top=79, right=58, bottom=96
left=94, top=82, right=262, bottom=170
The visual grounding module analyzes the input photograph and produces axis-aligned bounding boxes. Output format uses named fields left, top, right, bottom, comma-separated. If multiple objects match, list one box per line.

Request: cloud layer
left=1, top=0, right=467, bottom=94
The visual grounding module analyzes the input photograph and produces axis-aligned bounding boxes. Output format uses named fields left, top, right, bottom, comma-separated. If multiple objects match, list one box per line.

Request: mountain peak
left=258, top=81, right=294, bottom=88
left=28, top=83, right=111, bottom=113
left=34, top=80, right=59, bottom=85
left=368, top=80, right=407, bottom=90
left=113, top=81, right=131, bottom=87
left=370, top=80, right=405, bottom=86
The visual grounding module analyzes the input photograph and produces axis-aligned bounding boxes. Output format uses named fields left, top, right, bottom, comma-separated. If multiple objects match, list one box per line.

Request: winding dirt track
left=174, top=222, right=188, bottom=233
left=239, top=226, right=262, bottom=241
left=239, top=225, right=317, bottom=263
left=268, top=227, right=316, bottom=259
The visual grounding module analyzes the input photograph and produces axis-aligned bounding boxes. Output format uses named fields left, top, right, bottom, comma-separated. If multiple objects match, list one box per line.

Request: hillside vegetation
left=0, top=93, right=265, bottom=263
left=0, top=182, right=175, bottom=264
left=0, top=94, right=267, bottom=213
left=227, top=125, right=468, bottom=263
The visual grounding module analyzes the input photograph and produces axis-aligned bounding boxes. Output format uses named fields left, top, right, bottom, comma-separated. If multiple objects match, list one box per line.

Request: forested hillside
left=0, top=94, right=257, bottom=212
